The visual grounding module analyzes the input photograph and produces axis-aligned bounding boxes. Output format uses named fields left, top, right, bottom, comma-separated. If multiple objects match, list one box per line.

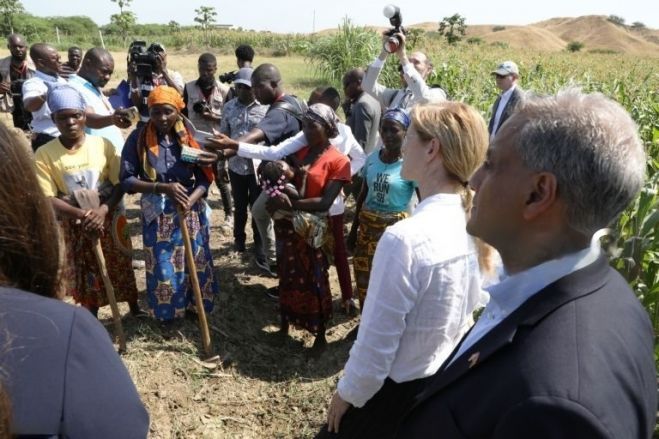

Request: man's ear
left=523, top=172, right=557, bottom=220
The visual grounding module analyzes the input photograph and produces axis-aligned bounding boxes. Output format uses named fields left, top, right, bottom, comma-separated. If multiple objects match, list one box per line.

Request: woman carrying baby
left=265, top=103, right=351, bottom=354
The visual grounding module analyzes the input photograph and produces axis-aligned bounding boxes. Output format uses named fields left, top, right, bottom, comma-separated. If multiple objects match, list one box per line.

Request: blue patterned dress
left=120, top=126, right=219, bottom=321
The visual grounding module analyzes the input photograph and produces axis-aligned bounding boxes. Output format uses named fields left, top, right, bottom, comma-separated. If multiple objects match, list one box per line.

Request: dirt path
left=101, top=191, right=359, bottom=438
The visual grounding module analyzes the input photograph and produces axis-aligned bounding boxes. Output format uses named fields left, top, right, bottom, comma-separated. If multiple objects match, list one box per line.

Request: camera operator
left=183, top=52, right=233, bottom=227
left=362, top=32, right=446, bottom=112
left=128, top=43, right=184, bottom=123
left=223, top=44, right=255, bottom=103
left=0, top=34, right=35, bottom=131
left=183, top=53, right=229, bottom=128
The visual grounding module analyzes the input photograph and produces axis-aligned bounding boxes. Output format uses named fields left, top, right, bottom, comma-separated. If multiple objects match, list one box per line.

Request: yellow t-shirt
left=35, top=135, right=120, bottom=198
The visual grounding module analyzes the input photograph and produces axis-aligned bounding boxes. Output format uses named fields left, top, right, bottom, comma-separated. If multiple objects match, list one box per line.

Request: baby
left=260, top=160, right=304, bottom=220
left=260, top=160, right=333, bottom=258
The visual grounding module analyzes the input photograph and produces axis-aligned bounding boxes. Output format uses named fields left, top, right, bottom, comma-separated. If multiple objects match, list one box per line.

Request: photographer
left=0, top=34, right=35, bottom=131
left=183, top=53, right=233, bottom=227
left=363, top=31, right=446, bottom=111
left=128, top=43, right=184, bottom=123
left=183, top=53, right=229, bottom=128
left=223, top=44, right=255, bottom=103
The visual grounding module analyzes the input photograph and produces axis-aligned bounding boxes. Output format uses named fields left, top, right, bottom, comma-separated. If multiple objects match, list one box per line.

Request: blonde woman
left=320, top=102, right=492, bottom=438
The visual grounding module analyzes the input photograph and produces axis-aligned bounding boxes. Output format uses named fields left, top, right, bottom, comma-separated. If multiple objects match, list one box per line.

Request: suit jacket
left=347, top=92, right=381, bottom=155
left=396, top=256, right=657, bottom=438
left=488, top=87, right=522, bottom=135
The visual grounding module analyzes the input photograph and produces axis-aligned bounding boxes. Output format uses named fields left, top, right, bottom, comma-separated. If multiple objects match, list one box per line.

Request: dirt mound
left=405, top=16, right=659, bottom=56
left=479, top=26, right=566, bottom=51
left=533, top=15, right=659, bottom=54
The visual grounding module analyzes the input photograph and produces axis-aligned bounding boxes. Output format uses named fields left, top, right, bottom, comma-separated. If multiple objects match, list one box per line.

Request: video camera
left=218, top=70, right=238, bottom=84
left=128, top=41, right=165, bottom=81
left=382, top=4, right=406, bottom=53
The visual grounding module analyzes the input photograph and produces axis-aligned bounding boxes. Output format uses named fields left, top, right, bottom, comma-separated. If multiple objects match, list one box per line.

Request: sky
left=19, top=0, right=658, bottom=34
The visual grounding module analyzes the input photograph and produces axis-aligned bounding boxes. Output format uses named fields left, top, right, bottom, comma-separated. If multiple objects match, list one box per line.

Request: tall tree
left=110, top=0, right=136, bottom=43
left=194, top=5, right=217, bottom=43
left=0, top=0, right=24, bottom=34
left=438, top=14, right=467, bottom=45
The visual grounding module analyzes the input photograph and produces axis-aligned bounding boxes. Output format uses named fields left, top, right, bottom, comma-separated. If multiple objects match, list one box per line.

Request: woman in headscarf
left=347, top=109, right=416, bottom=308
left=34, top=84, right=141, bottom=318
left=120, top=85, right=219, bottom=321
left=266, top=103, right=351, bottom=354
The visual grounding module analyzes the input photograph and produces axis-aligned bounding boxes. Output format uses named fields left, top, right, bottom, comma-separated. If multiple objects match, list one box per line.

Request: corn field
left=303, top=26, right=659, bottom=364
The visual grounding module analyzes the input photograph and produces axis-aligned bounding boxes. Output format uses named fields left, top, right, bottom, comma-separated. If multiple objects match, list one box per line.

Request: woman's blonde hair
left=409, top=102, right=494, bottom=275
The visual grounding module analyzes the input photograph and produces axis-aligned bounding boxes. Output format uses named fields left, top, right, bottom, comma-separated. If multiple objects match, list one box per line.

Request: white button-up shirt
left=337, top=193, right=484, bottom=407
left=22, top=70, right=67, bottom=136
left=450, top=236, right=602, bottom=365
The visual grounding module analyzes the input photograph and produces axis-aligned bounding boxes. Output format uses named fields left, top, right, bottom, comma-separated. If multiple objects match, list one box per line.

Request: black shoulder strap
left=269, top=96, right=307, bottom=123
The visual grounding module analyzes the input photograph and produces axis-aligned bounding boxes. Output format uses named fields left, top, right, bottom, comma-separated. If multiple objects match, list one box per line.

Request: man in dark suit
left=397, top=89, right=656, bottom=438
left=488, top=60, right=522, bottom=140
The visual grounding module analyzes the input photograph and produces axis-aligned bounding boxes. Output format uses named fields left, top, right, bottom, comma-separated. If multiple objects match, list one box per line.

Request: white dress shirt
left=490, top=84, right=516, bottom=139
left=237, top=123, right=366, bottom=216
left=362, top=57, right=446, bottom=111
left=22, top=70, right=68, bottom=136
left=450, top=235, right=602, bottom=365
left=337, top=193, right=483, bottom=407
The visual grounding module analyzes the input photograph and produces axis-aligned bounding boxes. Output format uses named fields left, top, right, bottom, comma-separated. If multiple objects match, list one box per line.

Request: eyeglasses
left=494, top=74, right=508, bottom=79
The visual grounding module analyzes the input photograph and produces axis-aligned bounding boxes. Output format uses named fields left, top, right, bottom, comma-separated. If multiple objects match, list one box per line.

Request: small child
left=260, top=160, right=333, bottom=259
left=260, top=160, right=303, bottom=220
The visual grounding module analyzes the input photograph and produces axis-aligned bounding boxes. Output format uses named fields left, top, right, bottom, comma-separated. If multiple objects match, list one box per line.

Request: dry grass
left=101, top=192, right=359, bottom=438
left=413, top=15, right=659, bottom=55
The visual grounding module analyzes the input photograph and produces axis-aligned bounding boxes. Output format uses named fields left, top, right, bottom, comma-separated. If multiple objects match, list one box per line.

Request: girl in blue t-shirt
left=347, top=109, right=416, bottom=307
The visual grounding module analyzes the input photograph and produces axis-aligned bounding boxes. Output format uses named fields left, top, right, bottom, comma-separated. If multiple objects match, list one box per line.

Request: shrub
left=607, top=15, right=625, bottom=26
left=588, top=48, right=618, bottom=55
left=631, top=21, right=646, bottom=30
left=492, top=25, right=506, bottom=32
left=567, top=41, right=584, bottom=52
left=467, top=37, right=483, bottom=45
left=490, top=41, right=509, bottom=49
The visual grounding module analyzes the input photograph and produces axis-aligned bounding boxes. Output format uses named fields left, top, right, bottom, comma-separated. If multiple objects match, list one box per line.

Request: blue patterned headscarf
left=47, top=84, right=86, bottom=113
left=382, top=108, right=411, bottom=129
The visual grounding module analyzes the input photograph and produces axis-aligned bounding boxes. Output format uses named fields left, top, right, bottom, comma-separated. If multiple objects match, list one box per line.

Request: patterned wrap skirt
left=353, top=208, right=408, bottom=306
left=60, top=207, right=138, bottom=308
left=142, top=197, right=219, bottom=321
left=275, top=218, right=332, bottom=335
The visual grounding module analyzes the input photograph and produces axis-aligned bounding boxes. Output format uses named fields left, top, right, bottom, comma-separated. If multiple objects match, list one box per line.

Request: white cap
left=492, top=61, right=519, bottom=76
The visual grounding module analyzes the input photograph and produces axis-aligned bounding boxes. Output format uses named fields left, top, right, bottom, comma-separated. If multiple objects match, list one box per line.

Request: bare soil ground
left=98, top=191, right=359, bottom=438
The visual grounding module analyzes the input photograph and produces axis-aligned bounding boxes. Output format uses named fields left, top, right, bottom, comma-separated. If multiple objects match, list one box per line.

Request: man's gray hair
left=511, top=88, right=646, bottom=236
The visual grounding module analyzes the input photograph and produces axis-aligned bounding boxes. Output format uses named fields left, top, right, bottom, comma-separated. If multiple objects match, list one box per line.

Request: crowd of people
left=0, top=28, right=656, bottom=439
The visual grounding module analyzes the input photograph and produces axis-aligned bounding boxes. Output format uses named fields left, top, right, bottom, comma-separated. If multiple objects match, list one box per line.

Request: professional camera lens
left=384, top=36, right=400, bottom=53
left=382, top=4, right=403, bottom=53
